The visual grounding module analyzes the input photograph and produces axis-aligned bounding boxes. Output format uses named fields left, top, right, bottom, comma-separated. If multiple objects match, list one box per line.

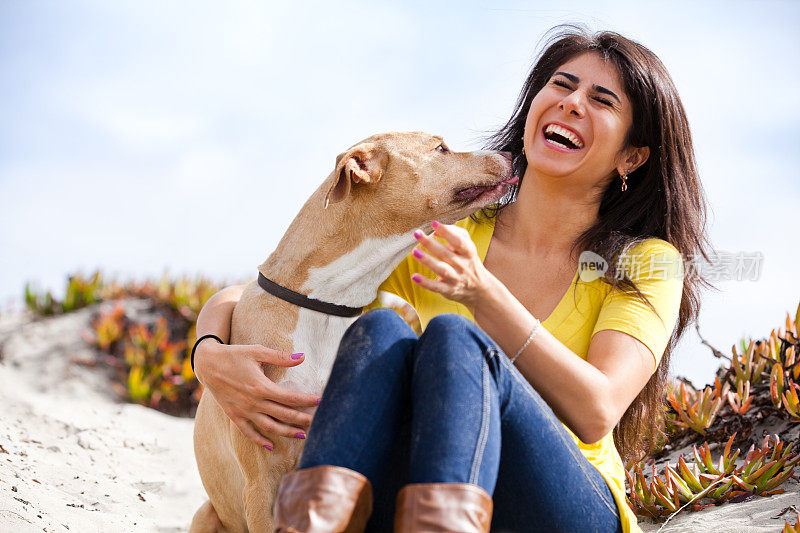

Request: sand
left=0, top=302, right=797, bottom=532
left=0, top=302, right=204, bottom=532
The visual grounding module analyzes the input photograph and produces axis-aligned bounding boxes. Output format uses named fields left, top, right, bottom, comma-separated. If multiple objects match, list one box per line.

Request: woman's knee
left=337, top=308, right=418, bottom=366
left=416, top=314, right=493, bottom=366
left=347, top=308, right=415, bottom=339
left=424, top=313, right=473, bottom=334
left=421, top=313, right=490, bottom=349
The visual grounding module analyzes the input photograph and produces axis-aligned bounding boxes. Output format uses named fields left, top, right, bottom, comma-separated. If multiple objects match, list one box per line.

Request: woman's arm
left=409, top=223, right=660, bottom=445
left=472, top=277, right=654, bottom=444
left=193, top=284, right=244, bottom=379
left=194, top=285, right=322, bottom=449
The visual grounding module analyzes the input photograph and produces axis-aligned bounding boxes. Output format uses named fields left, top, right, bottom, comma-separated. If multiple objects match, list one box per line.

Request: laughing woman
left=192, top=26, right=712, bottom=533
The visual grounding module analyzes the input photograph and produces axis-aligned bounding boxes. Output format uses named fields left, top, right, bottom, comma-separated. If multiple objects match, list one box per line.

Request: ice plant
left=782, top=381, right=800, bottom=420
left=784, top=512, right=800, bottom=533
left=725, top=379, right=753, bottom=415
left=626, top=463, right=675, bottom=518
left=693, top=433, right=740, bottom=477
left=62, top=271, right=103, bottom=312
left=772, top=364, right=785, bottom=409
left=730, top=435, right=800, bottom=496
left=731, top=339, right=769, bottom=388
left=626, top=460, right=729, bottom=518
left=666, top=382, right=723, bottom=435
left=123, top=317, right=189, bottom=406
left=134, top=274, right=221, bottom=322
left=25, top=271, right=104, bottom=315
left=23, top=269, right=237, bottom=414
left=24, top=282, right=57, bottom=315
left=626, top=433, right=800, bottom=517
left=86, top=303, right=127, bottom=351
left=790, top=346, right=800, bottom=381
left=624, top=301, right=800, bottom=519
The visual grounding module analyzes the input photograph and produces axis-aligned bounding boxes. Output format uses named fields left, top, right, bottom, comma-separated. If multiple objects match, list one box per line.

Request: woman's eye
left=436, top=144, right=449, bottom=153
left=553, top=78, right=613, bottom=107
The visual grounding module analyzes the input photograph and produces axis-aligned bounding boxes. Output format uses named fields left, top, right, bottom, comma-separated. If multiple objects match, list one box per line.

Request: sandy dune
left=0, top=303, right=204, bottom=532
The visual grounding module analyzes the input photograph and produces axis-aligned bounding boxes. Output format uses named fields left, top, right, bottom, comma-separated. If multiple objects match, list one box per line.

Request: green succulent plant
left=627, top=434, right=800, bottom=518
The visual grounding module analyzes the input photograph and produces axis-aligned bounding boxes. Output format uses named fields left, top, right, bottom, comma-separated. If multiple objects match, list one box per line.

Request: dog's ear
left=324, top=143, right=388, bottom=209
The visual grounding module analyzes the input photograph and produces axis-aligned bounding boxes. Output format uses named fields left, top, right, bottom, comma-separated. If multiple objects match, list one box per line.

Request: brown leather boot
left=393, top=482, right=493, bottom=532
left=273, top=465, right=373, bottom=533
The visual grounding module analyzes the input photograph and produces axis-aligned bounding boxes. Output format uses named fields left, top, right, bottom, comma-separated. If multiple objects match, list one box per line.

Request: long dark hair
left=482, top=24, right=715, bottom=463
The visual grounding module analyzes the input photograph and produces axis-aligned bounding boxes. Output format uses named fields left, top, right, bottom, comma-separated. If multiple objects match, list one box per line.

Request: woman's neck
left=496, top=166, right=602, bottom=259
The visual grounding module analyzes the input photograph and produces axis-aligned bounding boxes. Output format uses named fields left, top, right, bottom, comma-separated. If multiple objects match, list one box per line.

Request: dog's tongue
left=454, top=186, right=487, bottom=201
left=455, top=176, right=518, bottom=202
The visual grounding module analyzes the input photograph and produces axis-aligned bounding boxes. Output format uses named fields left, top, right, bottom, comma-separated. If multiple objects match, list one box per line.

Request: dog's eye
left=436, top=143, right=449, bottom=154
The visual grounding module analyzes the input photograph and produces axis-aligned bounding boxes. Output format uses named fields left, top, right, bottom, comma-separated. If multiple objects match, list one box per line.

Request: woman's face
left=522, top=51, right=647, bottom=186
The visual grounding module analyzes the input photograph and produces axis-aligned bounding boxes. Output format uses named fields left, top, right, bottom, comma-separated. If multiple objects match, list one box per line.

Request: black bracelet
left=191, top=334, right=224, bottom=375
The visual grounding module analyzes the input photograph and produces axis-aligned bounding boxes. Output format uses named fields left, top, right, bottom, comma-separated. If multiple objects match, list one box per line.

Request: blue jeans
left=298, top=309, right=623, bottom=533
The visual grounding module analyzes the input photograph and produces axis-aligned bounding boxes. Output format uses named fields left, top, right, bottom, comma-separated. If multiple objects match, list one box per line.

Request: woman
left=193, top=26, right=711, bottom=533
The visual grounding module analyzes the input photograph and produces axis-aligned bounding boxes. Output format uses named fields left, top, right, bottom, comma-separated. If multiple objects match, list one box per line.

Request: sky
left=1, top=0, right=798, bottom=387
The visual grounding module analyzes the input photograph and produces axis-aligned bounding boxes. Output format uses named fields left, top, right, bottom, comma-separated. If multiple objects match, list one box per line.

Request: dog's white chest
left=279, top=310, right=358, bottom=397
left=275, top=232, right=416, bottom=397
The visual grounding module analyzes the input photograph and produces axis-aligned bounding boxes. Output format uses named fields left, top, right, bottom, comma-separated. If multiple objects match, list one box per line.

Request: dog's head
left=323, top=132, right=516, bottom=232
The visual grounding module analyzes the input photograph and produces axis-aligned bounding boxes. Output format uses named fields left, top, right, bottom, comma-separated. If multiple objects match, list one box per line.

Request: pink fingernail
left=432, top=221, right=440, bottom=228
left=414, top=230, right=423, bottom=240
left=263, top=444, right=273, bottom=451
left=291, top=353, right=304, bottom=360
left=295, top=433, right=306, bottom=439
left=411, top=274, right=422, bottom=284
left=316, top=398, right=322, bottom=405
left=412, top=248, right=424, bottom=259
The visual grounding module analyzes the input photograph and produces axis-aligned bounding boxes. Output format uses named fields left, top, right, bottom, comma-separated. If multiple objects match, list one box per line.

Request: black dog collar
left=257, top=272, right=363, bottom=318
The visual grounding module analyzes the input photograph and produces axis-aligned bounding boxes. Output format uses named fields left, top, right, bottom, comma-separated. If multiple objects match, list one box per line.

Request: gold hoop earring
left=521, top=135, right=526, bottom=156
left=620, top=170, right=629, bottom=192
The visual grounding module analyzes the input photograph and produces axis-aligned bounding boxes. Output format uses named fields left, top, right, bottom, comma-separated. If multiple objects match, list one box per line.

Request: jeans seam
left=469, top=362, right=492, bottom=485
left=498, top=355, right=619, bottom=518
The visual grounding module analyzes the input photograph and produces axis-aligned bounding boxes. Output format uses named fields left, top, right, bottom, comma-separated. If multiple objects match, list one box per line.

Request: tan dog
left=190, top=132, right=515, bottom=532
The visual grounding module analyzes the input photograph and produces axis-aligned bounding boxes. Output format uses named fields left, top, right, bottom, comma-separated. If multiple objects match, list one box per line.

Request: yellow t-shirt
left=374, top=214, right=683, bottom=533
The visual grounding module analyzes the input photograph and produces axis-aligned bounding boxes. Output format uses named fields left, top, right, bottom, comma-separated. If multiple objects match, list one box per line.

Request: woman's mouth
left=542, top=123, right=584, bottom=152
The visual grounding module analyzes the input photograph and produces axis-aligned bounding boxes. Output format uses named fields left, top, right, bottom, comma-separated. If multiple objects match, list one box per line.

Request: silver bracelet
left=509, top=319, right=541, bottom=364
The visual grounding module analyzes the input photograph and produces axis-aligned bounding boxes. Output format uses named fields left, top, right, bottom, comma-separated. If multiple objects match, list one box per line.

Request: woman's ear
left=617, top=145, right=650, bottom=176
left=324, top=143, right=388, bottom=209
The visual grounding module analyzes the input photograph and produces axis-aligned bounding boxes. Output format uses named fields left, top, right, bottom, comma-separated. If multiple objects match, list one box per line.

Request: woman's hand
left=409, top=221, right=495, bottom=312
left=192, top=284, right=321, bottom=450
left=194, top=340, right=322, bottom=450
